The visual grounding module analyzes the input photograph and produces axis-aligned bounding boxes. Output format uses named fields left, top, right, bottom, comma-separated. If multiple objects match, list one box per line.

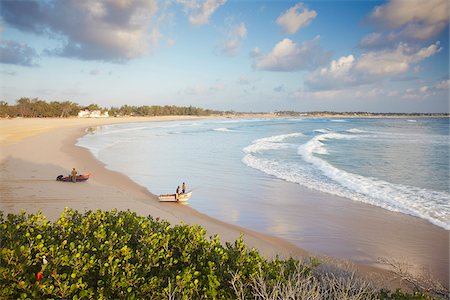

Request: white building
left=78, top=110, right=109, bottom=118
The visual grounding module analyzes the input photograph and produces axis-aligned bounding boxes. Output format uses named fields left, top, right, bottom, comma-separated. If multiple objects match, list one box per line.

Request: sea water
left=77, top=117, right=449, bottom=257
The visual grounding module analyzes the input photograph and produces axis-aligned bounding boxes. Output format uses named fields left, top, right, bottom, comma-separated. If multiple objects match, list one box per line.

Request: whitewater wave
left=302, top=132, right=357, bottom=155
left=76, top=138, right=121, bottom=157
left=214, top=127, right=233, bottom=132
left=218, top=118, right=273, bottom=124
left=243, top=132, right=450, bottom=230
left=243, top=132, right=303, bottom=155
left=346, top=128, right=368, bottom=133
left=330, top=119, right=347, bottom=122
left=314, top=129, right=331, bottom=133
left=95, top=125, right=149, bottom=136
left=253, top=132, right=304, bottom=143
left=298, top=133, right=450, bottom=229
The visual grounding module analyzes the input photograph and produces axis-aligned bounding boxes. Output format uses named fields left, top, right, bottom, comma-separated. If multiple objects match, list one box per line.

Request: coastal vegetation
left=0, top=209, right=444, bottom=299
left=0, top=98, right=219, bottom=118
left=1, top=98, right=448, bottom=118
left=273, top=111, right=450, bottom=117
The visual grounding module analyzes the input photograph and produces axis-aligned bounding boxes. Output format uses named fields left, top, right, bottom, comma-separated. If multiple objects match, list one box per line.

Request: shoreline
left=1, top=117, right=447, bottom=290
left=0, top=117, right=310, bottom=257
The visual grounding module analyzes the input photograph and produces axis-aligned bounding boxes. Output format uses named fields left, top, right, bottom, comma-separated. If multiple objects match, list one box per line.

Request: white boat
left=158, top=191, right=192, bottom=202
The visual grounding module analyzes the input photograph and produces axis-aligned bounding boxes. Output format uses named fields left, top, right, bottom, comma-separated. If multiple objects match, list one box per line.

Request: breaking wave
left=243, top=131, right=450, bottom=230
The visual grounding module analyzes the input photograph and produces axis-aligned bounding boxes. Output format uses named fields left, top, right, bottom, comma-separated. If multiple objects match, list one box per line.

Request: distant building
left=78, top=109, right=109, bottom=118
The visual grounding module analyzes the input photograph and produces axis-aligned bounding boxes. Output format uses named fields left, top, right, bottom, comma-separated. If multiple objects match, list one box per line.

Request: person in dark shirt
left=176, top=186, right=180, bottom=201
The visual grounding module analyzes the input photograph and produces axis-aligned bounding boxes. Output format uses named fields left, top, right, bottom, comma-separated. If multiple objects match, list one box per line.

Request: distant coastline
left=2, top=112, right=448, bottom=120
left=1, top=98, right=448, bottom=119
left=271, top=111, right=450, bottom=118
left=214, top=112, right=450, bottom=119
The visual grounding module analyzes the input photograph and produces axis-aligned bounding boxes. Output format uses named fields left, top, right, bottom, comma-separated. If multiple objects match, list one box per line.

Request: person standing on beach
left=71, top=168, right=77, bottom=183
left=182, top=182, right=186, bottom=194
left=176, top=186, right=180, bottom=201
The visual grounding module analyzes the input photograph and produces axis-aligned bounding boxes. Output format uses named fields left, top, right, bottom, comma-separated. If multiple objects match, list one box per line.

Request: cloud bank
left=276, top=3, right=317, bottom=34
left=360, top=0, right=449, bottom=48
left=177, top=0, right=226, bottom=26
left=221, top=22, right=247, bottom=56
left=253, top=37, right=331, bottom=72
left=1, top=0, right=226, bottom=63
left=306, top=42, right=442, bottom=90
left=0, top=40, right=39, bottom=66
left=1, top=0, right=159, bottom=62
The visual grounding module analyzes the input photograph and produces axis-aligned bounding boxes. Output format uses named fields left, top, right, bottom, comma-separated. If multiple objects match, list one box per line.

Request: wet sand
left=0, top=117, right=448, bottom=289
left=0, top=117, right=307, bottom=260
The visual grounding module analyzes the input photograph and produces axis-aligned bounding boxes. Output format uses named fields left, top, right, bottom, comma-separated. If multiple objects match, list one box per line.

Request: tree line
left=275, top=110, right=450, bottom=116
left=0, top=98, right=221, bottom=118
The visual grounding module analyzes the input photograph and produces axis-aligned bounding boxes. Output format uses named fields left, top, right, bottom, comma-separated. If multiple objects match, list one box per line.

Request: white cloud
left=177, top=0, right=226, bottom=26
left=221, top=22, right=247, bottom=56
left=253, top=36, right=331, bottom=72
left=249, top=47, right=261, bottom=58
left=359, top=32, right=397, bottom=49
left=355, top=42, right=441, bottom=76
left=435, top=79, right=450, bottom=89
left=419, top=86, right=429, bottom=93
left=290, top=83, right=447, bottom=112
left=369, top=0, right=448, bottom=31
left=306, top=55, right=358, bottom=90
left=401, top=79, right=449, bottom=100
left=306, top=42, right=441, bottom=90
left=276, top=3, right=317, bottom=34
left=320, top=55, right=355, bottom=79
left=361, top=0, right=449, bottom=48
left=402, top=87, right=431, bottom=99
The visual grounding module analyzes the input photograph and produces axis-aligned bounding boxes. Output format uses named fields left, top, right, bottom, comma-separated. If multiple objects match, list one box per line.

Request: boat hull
left=158, top=192, right=192, bottom=202
left=57, top=174, right=91, bottom=182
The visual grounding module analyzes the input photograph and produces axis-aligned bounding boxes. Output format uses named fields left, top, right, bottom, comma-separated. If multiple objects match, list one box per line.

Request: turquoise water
left=78, top=117, right=449, bottom=232
left=76, top=117, right=450, bottom=272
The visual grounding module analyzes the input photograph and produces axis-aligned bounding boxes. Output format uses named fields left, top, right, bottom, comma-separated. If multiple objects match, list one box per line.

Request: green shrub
left=0, top=209, right=437, bottom=299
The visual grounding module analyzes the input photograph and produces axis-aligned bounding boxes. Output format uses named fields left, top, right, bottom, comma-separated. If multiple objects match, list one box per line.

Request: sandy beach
left=0, top=117, right=307, bottom=258
left=1, top=117, right=448, bottom=290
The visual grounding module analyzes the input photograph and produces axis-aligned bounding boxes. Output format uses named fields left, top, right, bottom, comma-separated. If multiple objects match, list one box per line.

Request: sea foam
left=243, top=132, right=303, bottom=154
left=346, top=128, right=368, bottom=133
left=243, top=131, right=450, bottom=230
left=214, top=127, right=233, bottom=132
left=298, top=134, right=450, bottom=229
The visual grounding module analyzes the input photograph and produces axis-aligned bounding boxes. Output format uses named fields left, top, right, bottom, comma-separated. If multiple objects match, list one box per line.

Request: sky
left=0, top=0, right=449, bottom=113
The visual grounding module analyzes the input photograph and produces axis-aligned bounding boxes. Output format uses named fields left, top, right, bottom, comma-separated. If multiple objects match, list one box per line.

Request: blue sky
left=1, top=0, right=449, bottom=113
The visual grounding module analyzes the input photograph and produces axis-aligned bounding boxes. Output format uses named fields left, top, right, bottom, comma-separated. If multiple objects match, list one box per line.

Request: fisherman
left=71, top=168, right=78, bottom=183
left=176, top=186, right=180, bottom=201
left=182, top=182, right=186, bottom=194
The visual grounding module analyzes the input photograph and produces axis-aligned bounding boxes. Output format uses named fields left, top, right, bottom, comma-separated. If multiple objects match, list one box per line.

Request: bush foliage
left=0, top=98, right=219, bottom=118
left=0, top=209, right=437, bottom=299
left=0, top=209, right=302, bottom=299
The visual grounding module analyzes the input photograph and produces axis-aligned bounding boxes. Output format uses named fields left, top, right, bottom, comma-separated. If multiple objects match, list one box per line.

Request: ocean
left=77, top=117, right=449, bottom=263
